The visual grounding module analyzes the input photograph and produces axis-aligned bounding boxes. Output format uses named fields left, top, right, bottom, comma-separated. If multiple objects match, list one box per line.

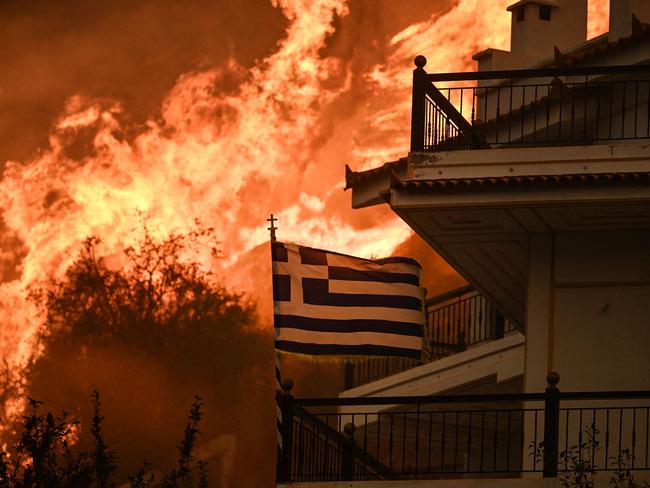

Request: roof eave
left=345, top=159, right=408, bottom=209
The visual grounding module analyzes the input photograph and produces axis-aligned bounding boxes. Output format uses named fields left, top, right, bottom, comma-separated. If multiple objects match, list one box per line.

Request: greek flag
left=272, top=242, right=425, bottom=359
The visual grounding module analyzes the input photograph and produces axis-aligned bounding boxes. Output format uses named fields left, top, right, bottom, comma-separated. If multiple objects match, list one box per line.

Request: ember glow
left=0, top=0, right=611, bottom=416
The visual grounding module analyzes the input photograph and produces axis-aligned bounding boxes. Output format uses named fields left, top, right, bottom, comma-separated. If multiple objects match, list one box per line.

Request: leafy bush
left=530, top=423, right=649, bottom=488
left=1, top=393, right=207, bottom=487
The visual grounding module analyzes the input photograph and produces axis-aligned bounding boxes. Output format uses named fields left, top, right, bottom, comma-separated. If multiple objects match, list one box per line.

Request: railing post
left=276, top=379, right=294, bottom=483
left=341, top=422, right=356, bottom=481
left=410, top=55, right=428, bottom=152
left=493, top=310, right=505, bottom=340
left=543, top=372, right=560, bottom=478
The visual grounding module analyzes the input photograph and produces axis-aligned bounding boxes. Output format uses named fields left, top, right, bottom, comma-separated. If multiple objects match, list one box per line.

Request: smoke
left=0, top=0, right=612, bottom=483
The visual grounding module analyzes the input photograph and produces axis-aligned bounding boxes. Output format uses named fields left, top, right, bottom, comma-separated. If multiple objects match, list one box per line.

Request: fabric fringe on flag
left=272, top=241, right=426, bottom=360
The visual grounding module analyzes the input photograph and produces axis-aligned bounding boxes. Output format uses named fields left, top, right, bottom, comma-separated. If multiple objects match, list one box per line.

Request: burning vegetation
left=1, top=227, right=274, bottom=486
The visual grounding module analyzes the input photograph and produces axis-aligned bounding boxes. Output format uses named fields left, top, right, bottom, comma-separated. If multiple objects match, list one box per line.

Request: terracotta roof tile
left=391, top=172, right=650, bottom=192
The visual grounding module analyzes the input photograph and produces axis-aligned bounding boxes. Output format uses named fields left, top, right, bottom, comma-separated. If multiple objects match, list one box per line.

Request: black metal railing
left=277, top=374, right=650, bottom=483
left=410, top=57, right=650, bottom=152
left=343, top=286, right=519, bottom=390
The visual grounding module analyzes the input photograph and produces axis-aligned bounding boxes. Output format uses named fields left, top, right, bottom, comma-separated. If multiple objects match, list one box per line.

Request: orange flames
left=0, top=0, right=611, bottom=416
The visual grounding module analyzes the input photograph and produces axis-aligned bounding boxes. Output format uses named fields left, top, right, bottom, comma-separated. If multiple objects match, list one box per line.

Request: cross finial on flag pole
left=267, top=214, right=278, bottom=242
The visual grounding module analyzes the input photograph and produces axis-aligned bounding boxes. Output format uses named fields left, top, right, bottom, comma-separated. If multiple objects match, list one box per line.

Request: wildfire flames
left=0, top=0, right=609, bottom=416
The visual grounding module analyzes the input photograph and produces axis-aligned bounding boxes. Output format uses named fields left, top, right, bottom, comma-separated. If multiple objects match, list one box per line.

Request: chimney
left=609, top=0, right=650, bottom=41
left=507, top=0, right=587, bottom=59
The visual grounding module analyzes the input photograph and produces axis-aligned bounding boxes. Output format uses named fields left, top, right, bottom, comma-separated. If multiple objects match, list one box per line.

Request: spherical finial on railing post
left=281, top=379, right=294, bottom=395
left=546, top=371, right=560, bottom=390
left=343, top=422, right=356, bottom=438
left=414, top=55, right=427, bottom=69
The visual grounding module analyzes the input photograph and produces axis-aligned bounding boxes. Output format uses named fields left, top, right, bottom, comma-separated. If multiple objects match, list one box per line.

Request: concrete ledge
left=278, top=474, right=649, bottom=488
left=278, top=478, right=555, bottom=488
left=340, top=333, right=524, bottom=401
left=409, top=143, right=650, bottom=181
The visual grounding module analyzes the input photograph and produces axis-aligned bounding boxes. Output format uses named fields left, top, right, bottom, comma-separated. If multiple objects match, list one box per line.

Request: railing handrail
left=294, top=405, right=400, bottom=479
left=294, top=390, right=650, bottom=407
left=426, top=63, right=650, bottom=83
left=280, top=374, right=650, bottom=482
left=426, top=284, right=475, bottom=306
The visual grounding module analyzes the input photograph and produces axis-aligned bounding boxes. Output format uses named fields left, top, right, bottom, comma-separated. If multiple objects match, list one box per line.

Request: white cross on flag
left=272, top=241, right=425, bottom=359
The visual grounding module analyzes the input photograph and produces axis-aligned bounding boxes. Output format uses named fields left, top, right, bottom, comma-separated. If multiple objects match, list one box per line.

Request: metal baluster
left=428, top=411, right=433, bottom=473
left=558, top=84, right=563, bottom=141
left=583, top=76, right=588, bottom=141
left=570, top=82, right=576, bottom=141
left=619, top=408, right=624, bottom=464
left=446, top=89, right=452, bottom=143
left=632, top=408, right=637, bottom=468
left=634, top=81, right=639, bottom=137
left=471, top=88, right=476, bottom=126
left=363, top=413, right=368, bottom=465
left=605, top=409, right=610, bottom=469
left=493, top=410, right=499, bottom=472
left=506, top=410, right=512, bottom=471
left=314, top=415, right=320, bottom=478
left=521, top=412, right=527, bottom=471
left=324, top=414, right=330, bottom=479
left=441, top=411, right=446, bottom=473
left=475, top=295, right=481, bottom=344
left=621, top=81, right=627, bottom=138
left=389, top=414, right=394, bottom=471
left=545, top=85, right=551, bottom=142
left=480, top=410, right=486, bottom=472
left=565, top=410, right=570, bottom=471
left=578, top=410, right=583, bottom=466
left=484, top=86, right=489, bottom=142
left=533, top=85, right=539, bottom=142
left=644, top=408, right=650, bottom=469
left=508, top=78, right=514, bottom=143
left=402, top=412, right=407, bottom=474
left=591, top=408, right=597, bottom=470
left=455, top=411, right=460, bottom=472
left=468, top=411, right=473, bottom=473
left=496, top=86, right=501, bottom=143
left=521, top=85, right=526, bottom=142
left=297, top=416, right=304, bottom=480
left=460, top=88, right=464, bottom=120
left=646, top=81, right=650, bottom=138
left=377, top=413, right=382, bottom=468
left=415, top=404, right=421, bottom=476
left=596, top=82, right=601, bottom=140
left=609, top=82, right=614, bottom=140
left=533, top=410, right=539, bottom=471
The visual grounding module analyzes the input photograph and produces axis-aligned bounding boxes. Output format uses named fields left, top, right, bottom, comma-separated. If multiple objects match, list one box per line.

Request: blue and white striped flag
left=272, top=242, right=425, bottom=359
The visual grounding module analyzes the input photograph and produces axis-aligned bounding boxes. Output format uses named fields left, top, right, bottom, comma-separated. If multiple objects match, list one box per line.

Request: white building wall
left=551, top=230, right=650, bottom=391
left=524, top=230, right=650, bottom=392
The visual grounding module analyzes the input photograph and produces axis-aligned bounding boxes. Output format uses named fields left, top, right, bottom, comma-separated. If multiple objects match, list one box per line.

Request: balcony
left=410, top=59, right=650, bottom=152
left=343, top=286, right=519, bottom=391
left=276, top=376, right=650, bottom=484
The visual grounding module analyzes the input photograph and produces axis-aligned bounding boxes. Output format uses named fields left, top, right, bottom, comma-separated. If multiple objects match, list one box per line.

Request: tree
left=7, top=226, right=274, bottom=486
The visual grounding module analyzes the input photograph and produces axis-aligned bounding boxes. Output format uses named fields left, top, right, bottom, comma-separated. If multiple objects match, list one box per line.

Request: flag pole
left=268, top=213, right=280, bottom=392
left=269, top=214, right=292, bottom=483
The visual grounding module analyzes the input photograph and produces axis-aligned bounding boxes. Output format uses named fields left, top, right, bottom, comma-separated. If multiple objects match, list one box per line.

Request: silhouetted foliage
left=33, top=227, right=256, bottom=361
left=0, top=394, right=207, bottom=487
left=530, top=424, right=649, bottom=488
left=1, top=225, right=275, bottom=486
